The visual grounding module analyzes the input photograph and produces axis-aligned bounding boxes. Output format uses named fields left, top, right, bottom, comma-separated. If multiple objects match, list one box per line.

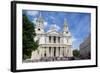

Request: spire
left=64, top=18, right=67, bottom=27
left=37, top=12, right=44, bottom=23
left=39, top=12, right=42, bottom=18
left=63, top=18, right=69, bottom=32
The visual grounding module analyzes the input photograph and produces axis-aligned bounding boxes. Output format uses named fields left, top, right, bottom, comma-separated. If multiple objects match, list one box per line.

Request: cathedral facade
left=31, top=14, right=73, bottom=61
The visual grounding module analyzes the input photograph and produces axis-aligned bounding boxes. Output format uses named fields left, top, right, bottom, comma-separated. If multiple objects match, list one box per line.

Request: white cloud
left=26, top=11, right=39, bottom=16
left=44, top=21, right=48, bottom=27
left=72, top=36, right=77, bottom=42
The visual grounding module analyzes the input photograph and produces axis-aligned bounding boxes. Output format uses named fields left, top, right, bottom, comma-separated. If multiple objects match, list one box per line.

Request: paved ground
left=23, top=57, right=78, bottom=63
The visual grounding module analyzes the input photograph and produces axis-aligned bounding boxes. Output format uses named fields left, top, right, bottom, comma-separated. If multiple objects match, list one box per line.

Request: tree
left=73, top=49, right=80, bottom=58
left=23, top=14, right=38, bottom=60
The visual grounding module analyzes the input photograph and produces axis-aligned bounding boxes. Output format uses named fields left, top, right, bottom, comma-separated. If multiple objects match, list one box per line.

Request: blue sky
left=23, top=10, right=91, bottom=50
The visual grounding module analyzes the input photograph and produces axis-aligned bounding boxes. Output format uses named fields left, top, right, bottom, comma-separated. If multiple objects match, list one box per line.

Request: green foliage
left=73, top=49, right=80, bottom=58
left=23, top=14, right=38, bottom=60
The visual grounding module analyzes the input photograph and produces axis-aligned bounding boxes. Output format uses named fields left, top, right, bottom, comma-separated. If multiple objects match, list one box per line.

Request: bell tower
left=35, top=13, right=44, bottom=34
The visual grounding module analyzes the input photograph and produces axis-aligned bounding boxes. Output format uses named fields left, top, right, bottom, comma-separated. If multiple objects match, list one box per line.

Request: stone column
left=68, top=48, right=73, bottom=57
left=49, top=47, right=50, bottom=57
left=66, top=48, right=68, bottom=57
left=60, top=47, right=63, bottom=57
left=64, top=47, right=66, bottom=57
left=63, top=47, right=65, bottom=57
left=70, top=48, right=73, bottom=57
left=52, top=47, right=54, bottom=57
left=56, top=47, right=59, bottom=57
left=58, top=47, right=60, bottom=57
left=66, top=48, right=69, bottom=57
left=50, top=47, right=52, bottom=57
left=46, top=47, right=49, bottom=58
left=63, top=47, right=64, bottom=57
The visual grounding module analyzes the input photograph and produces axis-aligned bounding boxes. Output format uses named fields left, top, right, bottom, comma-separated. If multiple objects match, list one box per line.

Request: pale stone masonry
left=80, top=35, right=91, bottom=59
left=31, top=13, right=73, bottom=61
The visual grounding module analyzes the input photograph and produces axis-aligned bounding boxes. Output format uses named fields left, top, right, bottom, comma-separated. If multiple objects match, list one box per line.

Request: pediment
left=46, top=30, right=60, bottom=36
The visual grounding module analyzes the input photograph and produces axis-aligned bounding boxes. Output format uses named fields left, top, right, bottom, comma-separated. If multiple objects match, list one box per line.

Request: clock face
left=38, top=28, right=40, bottom=31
